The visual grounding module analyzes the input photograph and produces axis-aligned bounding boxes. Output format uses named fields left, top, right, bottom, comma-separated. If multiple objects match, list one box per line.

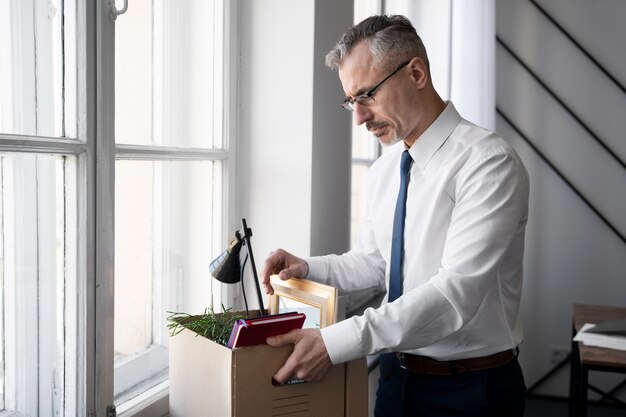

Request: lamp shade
left=208, top=219, right=265, bottom=315
left=209, top=236, right=243, bottom=284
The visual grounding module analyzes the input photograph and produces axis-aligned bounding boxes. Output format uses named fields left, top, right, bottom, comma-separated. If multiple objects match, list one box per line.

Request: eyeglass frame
left=341, top=60, right=412, bottom=111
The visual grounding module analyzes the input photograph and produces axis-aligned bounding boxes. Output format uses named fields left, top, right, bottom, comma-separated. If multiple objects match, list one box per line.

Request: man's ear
left=409, top=57, right=429, bottom=89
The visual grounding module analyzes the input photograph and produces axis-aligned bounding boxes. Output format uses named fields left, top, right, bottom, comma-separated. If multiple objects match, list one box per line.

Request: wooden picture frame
left=268, top=275, right=337, bottom=329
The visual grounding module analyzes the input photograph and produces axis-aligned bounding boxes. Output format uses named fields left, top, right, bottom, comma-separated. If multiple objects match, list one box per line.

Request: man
left=262, top=15, right=529, bottom=417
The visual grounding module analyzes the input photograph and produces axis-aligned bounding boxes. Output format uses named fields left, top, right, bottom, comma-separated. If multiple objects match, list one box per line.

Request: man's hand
left=261, top=249, right=309, bottom=295
left=266, top=329, right=333, bottom=384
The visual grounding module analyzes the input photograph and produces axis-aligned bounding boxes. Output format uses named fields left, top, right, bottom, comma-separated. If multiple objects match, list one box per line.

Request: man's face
left=338, top=42, right=419, bottom=146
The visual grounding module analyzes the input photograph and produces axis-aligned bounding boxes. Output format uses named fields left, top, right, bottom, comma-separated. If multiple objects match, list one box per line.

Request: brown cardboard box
left=169, top=311, right=368, bottom=417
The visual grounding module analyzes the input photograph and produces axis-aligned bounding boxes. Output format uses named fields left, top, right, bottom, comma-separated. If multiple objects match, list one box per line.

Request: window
left=350, top=132, right=381, bottom=247
left=0, top=153, right=78, bottom=416
left=1, top=1, right=79, bottom=415
left=113, top=0, right=230, bottom=407
left=0, top=1, right=235, bottom=415
left=350, top=0, right=383, bottom=248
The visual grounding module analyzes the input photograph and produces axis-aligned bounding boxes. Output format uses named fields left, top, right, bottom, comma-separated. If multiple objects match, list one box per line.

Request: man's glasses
left=341, top=60, right=411, bottom=111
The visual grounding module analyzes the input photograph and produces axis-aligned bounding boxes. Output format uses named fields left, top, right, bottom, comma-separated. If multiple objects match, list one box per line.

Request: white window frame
left=0, top=0, right=238, bottom=416
left=0, top=0, right=80, bottom=414
left=105, top=1, right=238, bottom=415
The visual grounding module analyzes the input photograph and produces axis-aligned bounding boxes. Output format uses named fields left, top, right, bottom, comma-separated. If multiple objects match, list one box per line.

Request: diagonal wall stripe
left=497, top=36, right=626, bottom=171
left=529, top=0, right=626, bottom=96
left=496, top=107, right=626, bottom=246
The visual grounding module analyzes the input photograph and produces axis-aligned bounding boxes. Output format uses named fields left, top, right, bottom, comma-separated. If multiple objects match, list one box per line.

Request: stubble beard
left=367, top=121, right=404, bottom=146
left=380, top=131, right=403, bottom=146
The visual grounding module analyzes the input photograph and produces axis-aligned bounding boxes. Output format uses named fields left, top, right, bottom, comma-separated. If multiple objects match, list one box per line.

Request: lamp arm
left=241, top=218, right=266, bottom=315
left=240, top=253, right=250, bottom=317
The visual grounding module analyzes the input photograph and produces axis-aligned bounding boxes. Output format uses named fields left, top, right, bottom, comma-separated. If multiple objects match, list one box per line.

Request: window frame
left=0, top=0, right=238, bottom=416
left=0, top=0, right=83, bottom=399
left=112, top=0, right=236, bottom=406
left=101, top=0, right=239, bottom=414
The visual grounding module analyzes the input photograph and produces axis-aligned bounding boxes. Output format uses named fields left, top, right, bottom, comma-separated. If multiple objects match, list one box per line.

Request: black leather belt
left=396, top=349, right=516, bottom=375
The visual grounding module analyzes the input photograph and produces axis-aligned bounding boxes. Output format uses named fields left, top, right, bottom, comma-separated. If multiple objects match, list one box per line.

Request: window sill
left=116, top=380, right=169, bottom=417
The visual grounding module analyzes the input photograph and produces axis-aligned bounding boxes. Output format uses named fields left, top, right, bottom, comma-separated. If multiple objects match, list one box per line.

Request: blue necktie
left=388, top=150, right=413, bottom=302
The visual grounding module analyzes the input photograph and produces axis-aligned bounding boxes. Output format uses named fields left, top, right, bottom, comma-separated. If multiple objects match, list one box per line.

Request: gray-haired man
left=262, top=15, right=528, bottom=416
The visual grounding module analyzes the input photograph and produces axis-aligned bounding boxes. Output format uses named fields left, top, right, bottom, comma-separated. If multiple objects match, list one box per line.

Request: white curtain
left=385, top=0, right=495, bottom=130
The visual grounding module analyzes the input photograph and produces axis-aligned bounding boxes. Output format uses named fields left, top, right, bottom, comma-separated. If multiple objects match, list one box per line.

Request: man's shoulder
left=449, top=118, right=519, bottom=165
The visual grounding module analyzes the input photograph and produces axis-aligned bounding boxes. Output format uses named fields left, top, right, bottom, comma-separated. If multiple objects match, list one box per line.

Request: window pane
left=115, top=0, right=222, bottom=148
left=114, top=159, right=222, bottom=402
left=0, top=0, right=77, bottom=138
left=351, top=164, right=370, bottom=248
left=0, top=153, right=77, bottom=416
left=351, top=123, right=380, bottom=248
left=350, top=1, right=382, bottom=248
left=352, top=124, right=381, bottom=160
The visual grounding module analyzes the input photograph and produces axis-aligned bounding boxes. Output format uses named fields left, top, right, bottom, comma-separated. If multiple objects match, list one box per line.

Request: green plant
left=167, top=305, right=244, bottom=347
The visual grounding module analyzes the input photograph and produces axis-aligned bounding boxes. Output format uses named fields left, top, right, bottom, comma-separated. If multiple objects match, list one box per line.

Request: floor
left=526, top=396, right=626, bottom=417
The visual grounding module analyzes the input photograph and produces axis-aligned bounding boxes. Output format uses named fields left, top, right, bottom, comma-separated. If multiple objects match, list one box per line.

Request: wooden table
left=569, top=304, right=626, bottom=417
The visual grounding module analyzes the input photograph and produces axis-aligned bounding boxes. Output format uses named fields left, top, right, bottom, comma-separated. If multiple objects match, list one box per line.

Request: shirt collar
left=407, top=102, right=462, bottom=170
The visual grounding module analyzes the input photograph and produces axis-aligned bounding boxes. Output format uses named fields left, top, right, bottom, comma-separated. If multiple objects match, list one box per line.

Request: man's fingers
left=261, top=250, right=284, bottom=295
left=262, top=279, right=275, bottom=295
left=261, top=249, right=295, bottom=294
left=266, top=329, right=300, bottom=347
left=272, top=353, right=300, bottom=384
left=278, top=267, right=300, bottom=281
left=269, top=329, right=332, bottom=384
left=268, top=330, right=303, bottom=384
left=277, top=260, right=309, bottom=281
left=261, top=249, right=310, bottom=295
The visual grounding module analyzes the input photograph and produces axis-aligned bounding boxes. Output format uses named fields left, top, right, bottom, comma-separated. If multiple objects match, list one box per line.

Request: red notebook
left=227, top=312, right=306, bottom=349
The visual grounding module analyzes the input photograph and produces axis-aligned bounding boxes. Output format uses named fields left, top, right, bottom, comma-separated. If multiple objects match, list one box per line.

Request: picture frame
left=268, top=275, right=337, bottom=329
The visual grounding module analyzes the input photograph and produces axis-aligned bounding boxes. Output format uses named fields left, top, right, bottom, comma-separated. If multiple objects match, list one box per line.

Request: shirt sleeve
left=321, top=151, right=529, bottom=364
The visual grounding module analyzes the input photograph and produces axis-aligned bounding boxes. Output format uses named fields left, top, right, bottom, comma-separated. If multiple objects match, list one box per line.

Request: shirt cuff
left=320, top=317, right=364, bottom=365
left=304, top=256, right=329, bottom=284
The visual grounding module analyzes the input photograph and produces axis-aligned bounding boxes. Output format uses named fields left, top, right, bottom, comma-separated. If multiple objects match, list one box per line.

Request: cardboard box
left=169, top=311, right=368, bottom=417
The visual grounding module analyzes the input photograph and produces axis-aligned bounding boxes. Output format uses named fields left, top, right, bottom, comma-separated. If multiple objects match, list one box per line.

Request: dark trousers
left=375, top=352, right=526, bottom=417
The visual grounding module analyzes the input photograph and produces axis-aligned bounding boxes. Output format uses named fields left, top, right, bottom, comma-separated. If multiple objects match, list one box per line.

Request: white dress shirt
left=307, top=103, right=529, bottom=365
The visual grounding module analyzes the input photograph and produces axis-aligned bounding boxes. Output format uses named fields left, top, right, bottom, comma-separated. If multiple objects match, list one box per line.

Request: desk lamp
left=209, top=218, right=265, bottom=316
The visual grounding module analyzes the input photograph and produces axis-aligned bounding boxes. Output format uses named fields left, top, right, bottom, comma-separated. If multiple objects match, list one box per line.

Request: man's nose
left=353, top=102, right=373, bottom=126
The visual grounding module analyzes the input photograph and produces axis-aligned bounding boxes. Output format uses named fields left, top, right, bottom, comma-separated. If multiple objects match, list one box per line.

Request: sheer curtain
left=385, top=0, right=495, bottom=130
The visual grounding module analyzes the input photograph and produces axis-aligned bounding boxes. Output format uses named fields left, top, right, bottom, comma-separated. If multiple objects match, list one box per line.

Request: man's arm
left=261, top=207, right=387, bottom=296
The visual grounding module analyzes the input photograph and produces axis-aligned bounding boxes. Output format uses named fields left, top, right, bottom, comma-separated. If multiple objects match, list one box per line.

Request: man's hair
left=325, top=15, right=429, bottom=73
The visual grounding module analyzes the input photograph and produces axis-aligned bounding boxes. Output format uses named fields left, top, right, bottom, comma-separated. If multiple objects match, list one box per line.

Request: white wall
left=496, top=0, right=626, bottom=399
left=237, top=0, right=353, bottom=309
